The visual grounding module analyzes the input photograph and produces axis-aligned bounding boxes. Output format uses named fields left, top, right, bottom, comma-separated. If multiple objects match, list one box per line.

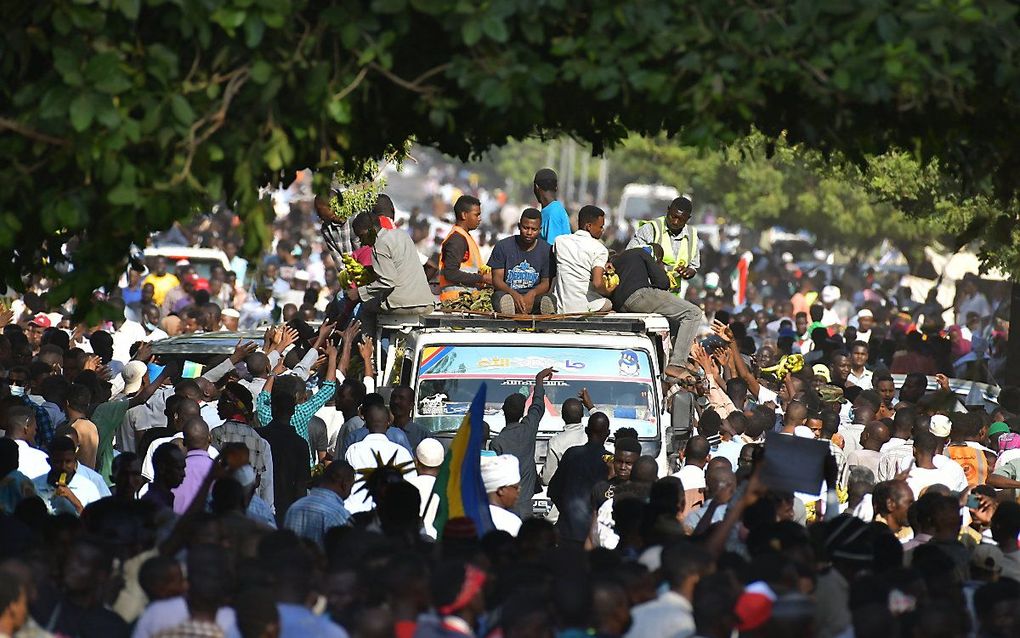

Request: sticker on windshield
left=419, top=393, right=448, bottom=416
left=619, top=350, right=641, bottom=377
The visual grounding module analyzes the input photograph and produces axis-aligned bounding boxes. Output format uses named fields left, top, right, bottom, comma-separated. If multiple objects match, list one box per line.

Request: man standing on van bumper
left=348, top=212, right=434, bottom=338
left=610, top=246, right=703, bottom=381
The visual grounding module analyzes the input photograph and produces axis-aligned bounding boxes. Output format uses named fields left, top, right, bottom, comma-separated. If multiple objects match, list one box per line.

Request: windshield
left=414, top=345, right=659, bottom=438
left=620, top=195, right=674, bottom=220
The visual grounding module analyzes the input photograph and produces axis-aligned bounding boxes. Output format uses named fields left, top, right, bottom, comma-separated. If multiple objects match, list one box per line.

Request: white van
left=614, top=184, right=680, bottom=224
left=375, top=313, right=691, bottom=513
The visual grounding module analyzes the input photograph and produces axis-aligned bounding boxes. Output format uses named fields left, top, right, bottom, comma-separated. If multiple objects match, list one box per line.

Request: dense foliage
left=3, top=0, right=1019, bottom=316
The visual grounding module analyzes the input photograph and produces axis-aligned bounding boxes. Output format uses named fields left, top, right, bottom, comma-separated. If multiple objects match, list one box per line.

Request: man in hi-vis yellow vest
left=626, top=194, right=699, bottom=298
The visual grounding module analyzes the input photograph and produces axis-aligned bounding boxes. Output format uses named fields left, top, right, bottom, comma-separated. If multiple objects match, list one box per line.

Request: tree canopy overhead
left=3, top=0, right=1019, bottom=314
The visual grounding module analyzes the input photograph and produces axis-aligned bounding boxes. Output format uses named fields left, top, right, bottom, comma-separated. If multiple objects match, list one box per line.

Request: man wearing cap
left=490, top=367, right=554, bottom=518
left=853, top=309, right=875, bottom=343
left=480, top=454, right=524, bottom=536
left=221, top=308, right=240, bottom=331
left=627, top=195, right=700, bottom=298
left=819, top=286, right=843, bottom=328
left=142, top=257, right=180, bottom=306
left=533, top=168, right=571, bottom=245
left=408, top=439, right=444, bottom=538
left=26, top=314, right=51, bottom=353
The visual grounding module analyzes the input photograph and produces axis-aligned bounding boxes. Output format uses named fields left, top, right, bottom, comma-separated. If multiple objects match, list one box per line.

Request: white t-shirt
left=141, top=435, right=219, bottom=481
left=345, top=433, right=416, bottom=513
left=906, top=459, right=968, bottom=498
left=15, top=439, right=49, bottom=480
left=552, top=230, right=609, bottom=313
left=489, top=503, right=522, bottom=536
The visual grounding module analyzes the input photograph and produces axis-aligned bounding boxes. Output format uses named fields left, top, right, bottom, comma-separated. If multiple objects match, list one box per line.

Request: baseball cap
left=29, top=313, right=52, bottom=328
left=988, top=422, right=1010, bottom=438
left=416, top=439, right=445, bottom=468
left=812, top=364, right=832, bottom=383
left=821, top=285, right=841, bottom=304
left=971, top=544, right=1004, bottom=575
left=192, top=278, right=210, bottom=292
left=121, top=360, right=147, bottom=395
left=929, top=415, right=952, bottom=438
left=818, top=385, right=846, bottom=404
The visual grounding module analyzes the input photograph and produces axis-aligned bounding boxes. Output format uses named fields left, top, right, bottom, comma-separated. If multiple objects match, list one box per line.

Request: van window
left=414, top=345, right=658, bottom=438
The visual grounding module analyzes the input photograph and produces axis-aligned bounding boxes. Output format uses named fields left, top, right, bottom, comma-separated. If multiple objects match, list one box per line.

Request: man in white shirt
left=480, top=454, right=523, bottom=536
left=846, top=341, right=873, bottom=390
left=955, top=274, right=991, bottom=327
left=907, top=430, right=968, bottom=498
left=4, top=407, right=49, bottom=479
left=854, top=309, right=875, bottom=343
left=625, top=542, right=712, bottom=638
left=31, top=436, right=102, bottom=516
left=344, top=404, right=416, bottom=513
left=552, top=205, right=614, bottom=314
left=407, top=438, right=444, bottom=539
left=541, top=398, right=588, bottom=487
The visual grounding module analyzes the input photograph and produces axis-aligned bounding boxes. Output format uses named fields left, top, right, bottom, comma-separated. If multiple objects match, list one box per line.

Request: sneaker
left=497, top=294, right=517, bottom=315
left=539, top=296, right=556, bottom=315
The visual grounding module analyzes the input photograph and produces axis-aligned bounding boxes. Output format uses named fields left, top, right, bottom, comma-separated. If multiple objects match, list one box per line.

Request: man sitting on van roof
left=626, top=195, right=699, bottom=298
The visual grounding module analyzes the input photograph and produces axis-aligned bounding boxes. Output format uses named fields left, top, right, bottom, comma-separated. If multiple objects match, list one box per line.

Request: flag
left=731, top=251, right=753, bottom=307
left=433, top=384, right=493, bottom=539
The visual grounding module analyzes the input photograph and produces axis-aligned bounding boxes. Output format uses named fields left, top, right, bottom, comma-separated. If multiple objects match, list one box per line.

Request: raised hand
left=230, top=339, right=258, bottom=364
left=278, top=326, right=300, bottom=350
left=132, top=341, right=153, bottom=363
left=535, top=367, right=556, bottom=384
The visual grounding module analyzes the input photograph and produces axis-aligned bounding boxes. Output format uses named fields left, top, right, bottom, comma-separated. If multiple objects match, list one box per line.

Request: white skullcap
left=232, top=464, right=256, bottom=489
left=222, top=308, right=240, bottom=318
left=480, top=454, right=521, bottom=493
left=794, top=425, right=817, bottom=439
left=675, top=465, right=706, bottom=491
left=821, top=285, right=841, bottom=304
left=929, top=415, right=952, bottom=438
left=857, top=309, right=874, bottom=319
left=416, top=438, right=445, bottom=468
left=121, top=360, right=148, bottom=395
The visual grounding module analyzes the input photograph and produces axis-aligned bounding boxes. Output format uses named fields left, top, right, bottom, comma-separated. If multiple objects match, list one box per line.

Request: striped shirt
left=210, top=420, right=275, bottom=509
left=321, top=220, right=357, bottom=265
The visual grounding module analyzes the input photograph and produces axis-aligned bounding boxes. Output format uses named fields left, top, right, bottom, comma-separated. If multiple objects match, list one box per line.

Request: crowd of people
left=0, top=165, right=1016, bottom=638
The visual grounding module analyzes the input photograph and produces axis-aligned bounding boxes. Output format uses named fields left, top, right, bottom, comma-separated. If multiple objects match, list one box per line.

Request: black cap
left=534, top=168, right=558, bottom=190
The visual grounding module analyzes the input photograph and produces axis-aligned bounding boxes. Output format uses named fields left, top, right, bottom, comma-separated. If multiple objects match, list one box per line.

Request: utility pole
left=596, top=157, right=609, bottom=208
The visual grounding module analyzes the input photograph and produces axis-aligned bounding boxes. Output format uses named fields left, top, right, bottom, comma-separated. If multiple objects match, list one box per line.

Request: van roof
left=380, top=312, right=671, bottom=335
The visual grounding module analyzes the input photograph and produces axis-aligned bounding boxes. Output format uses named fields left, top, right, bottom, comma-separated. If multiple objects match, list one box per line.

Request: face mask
left=9, top=384, right=25, bottom=396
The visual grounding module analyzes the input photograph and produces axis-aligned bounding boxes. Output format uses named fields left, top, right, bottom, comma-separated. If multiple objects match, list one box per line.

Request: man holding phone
left=627, top=194, right=699, bottom=298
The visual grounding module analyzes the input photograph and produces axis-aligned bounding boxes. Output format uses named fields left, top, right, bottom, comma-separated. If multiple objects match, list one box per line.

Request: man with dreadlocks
left=211, top=381, right=276, bottom=510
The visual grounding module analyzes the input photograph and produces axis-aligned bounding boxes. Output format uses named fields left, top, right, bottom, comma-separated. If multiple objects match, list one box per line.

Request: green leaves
left=69, top=93, right=95, bottom=132
left=170, top=94, right=195, bottom=126
left=6, top=0, right=1020, bottom=318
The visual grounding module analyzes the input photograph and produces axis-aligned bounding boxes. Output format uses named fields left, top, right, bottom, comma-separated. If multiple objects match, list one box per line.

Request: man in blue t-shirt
left=534, top=168, right=571, bottom=245
left=488, top=208, right=555, bottom=315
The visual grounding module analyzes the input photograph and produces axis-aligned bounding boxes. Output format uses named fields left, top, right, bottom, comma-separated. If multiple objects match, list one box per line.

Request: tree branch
left=0, top=117, right=68, bottom=146
left=334, top=67, right=368, bottom=102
